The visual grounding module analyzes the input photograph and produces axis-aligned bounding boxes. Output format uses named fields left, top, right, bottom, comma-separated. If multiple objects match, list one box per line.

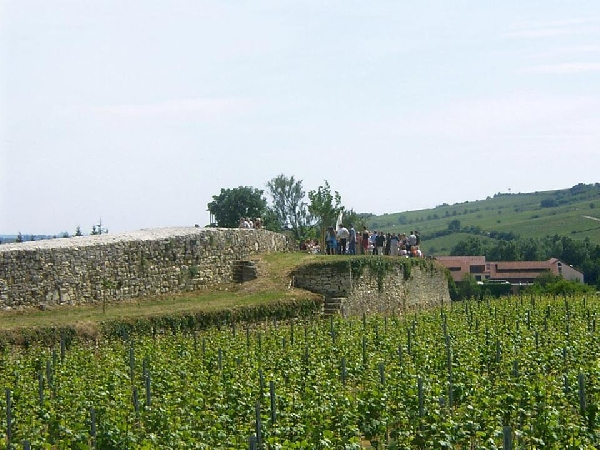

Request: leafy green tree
left=450, top=237, right=483, bottom=256
left=342, top=209, right=370, bottom=231
left=308, top=181, right=343, bottom=251
left=208, top=186, right=267, bottom=228
left=447, top=219, right=461, bottom=232
left=458, top=273, right=481, bottom=300
left=266, top=174, right=314, bottom=242
left=75, top=226, right=83, bottom=237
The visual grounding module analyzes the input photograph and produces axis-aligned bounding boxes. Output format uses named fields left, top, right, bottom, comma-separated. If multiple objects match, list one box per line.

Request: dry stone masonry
left=292, top=260, right=450, bottom=316
left=0, top=227, right=288, bottom=310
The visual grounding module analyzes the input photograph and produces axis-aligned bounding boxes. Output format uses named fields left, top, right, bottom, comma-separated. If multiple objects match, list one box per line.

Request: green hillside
left=367, top=183, right=600, bottom=256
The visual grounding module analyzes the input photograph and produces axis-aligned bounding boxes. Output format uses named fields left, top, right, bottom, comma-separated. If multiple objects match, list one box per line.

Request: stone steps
left=233, top=260, right=257, bottom=283
left=323, top=297, right=346, bottom=316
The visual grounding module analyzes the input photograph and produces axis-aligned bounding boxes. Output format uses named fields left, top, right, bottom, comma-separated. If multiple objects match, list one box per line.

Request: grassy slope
left=368, top=184, right=600, bottom=255
left=0, top=252, right=323, bottom=333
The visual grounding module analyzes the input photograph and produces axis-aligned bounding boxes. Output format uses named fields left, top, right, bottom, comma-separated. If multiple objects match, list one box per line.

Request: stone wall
left=292, top=259, right=450, bottom=316
left=0, top=227, right=289, bottom=310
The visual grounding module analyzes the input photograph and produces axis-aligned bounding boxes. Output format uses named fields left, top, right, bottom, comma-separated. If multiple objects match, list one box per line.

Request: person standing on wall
left=375, top=231, right=385, bottom=256
left=326, top=227, right=337, bottom=255
left=361, top=226, right=370, bottom=255
left=348, top=224, right=356, bottom=255
left=336, top=224, right=350, bottom=255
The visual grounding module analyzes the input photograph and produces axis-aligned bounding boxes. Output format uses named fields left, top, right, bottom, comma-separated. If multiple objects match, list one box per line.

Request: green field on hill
left=367, top=183, right=600, bottom=256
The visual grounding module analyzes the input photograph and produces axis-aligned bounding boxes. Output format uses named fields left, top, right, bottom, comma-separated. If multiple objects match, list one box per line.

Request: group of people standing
left=326, top=225, right=422, bottom=257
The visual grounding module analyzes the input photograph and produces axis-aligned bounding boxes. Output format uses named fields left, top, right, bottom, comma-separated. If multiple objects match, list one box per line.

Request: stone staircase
left=233, top=260, right=258, bottom=283
left=323, top=296, right=346, bottom=316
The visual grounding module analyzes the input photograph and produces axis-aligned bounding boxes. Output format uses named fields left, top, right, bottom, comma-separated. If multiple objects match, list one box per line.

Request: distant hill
left=0, top=234, right=58, bottom=244
left=366, top=182, right=600, bottom=256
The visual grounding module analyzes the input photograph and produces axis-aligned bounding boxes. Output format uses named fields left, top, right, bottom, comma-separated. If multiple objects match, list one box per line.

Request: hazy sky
left=2, top=1, right=599, bottom=235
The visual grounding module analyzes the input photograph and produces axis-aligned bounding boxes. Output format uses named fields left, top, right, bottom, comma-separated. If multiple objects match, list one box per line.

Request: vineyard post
left=341, top=357, right=347, bottom=385
left=379, top=362, right=385, bottom=386
left=60, top=332, right=66, bottom=362
left=248, top=434, right=257, bottom=450
left=255, top=402, right=262, bottom=448
left=447, top=336, right=453, bottom=409
left=133, top=387, right=139, bottom=414
left=535, top=331, right=539, bottom=350
left=259, top=369, right=265, bottom=392
left=407, top=329, right=412, bottom=356
left=246, top=326, right=251, bottom=349
left=578, top=373, right=586, bottom=415
left=129, top=346, right=135, bottom=383
left=232, top=322, right=236, bottom=337
left=269, top=381, right=276, bottom=424
left=218, top=348, right=223, bottom=372
left=502, top=426, right=512, bottom=450
left=362, top=335, right=367, bottom=366
left=90, top=406, right=97, bottom=448
left=23, top=441, right=31, bottom=450
left=46, top=361, right=53, bottom=398
left=202, top=337, right=206, bottom=357
left=6, top=388, right=11, bottom=447
left=38, top=372, right=44, bottom=406
left=145, top=372, right=151, bottom=407
left=290, top=322, right=294, bottom=346
left=398, top=345, right=403, bottom=369
left=495, top=340, right=501, bottom=364
left=257, top=333, right=262, bottom=355
left=418, top=377, right=424, bottom=417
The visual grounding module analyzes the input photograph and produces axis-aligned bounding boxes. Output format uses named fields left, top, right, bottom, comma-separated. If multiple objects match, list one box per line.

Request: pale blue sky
left=1, top=1, right=599, bottom=235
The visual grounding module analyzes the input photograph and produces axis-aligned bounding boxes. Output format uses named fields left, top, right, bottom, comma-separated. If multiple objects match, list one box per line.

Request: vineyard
left=2, top=293, right=600, bottom=449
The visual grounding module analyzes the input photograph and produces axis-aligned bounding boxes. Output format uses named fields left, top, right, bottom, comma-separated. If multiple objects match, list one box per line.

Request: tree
left=447, top=219, right=461, bottom=232
left=75, top=226, right=83, bottom=237
left=458, top=273, right=481, bottom=300
left=91, top=218, right=108, bottom=235
left=342, top=209, right=369, bottom=231
left=207, top=186, right=267, bottom=228
left=308, top=181, right=343, bottom=251
left=450, top=237, right=483, bottom=256
left=266, top=174, right=314, bottom=242
left=16, top=232, right=23, bottom=243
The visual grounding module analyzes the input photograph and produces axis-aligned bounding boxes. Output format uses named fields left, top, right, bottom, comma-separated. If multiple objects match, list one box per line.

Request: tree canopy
left=266, top=174, right=313, bottom=241
left=207, top=186, right=267, bottom=228
left=308, top=181, right=343, bottom=249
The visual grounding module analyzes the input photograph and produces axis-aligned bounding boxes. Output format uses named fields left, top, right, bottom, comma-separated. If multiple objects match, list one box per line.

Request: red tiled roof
left=435, top=256, right=486, bottom=263
left=492, top=260, right=553, bottom=270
